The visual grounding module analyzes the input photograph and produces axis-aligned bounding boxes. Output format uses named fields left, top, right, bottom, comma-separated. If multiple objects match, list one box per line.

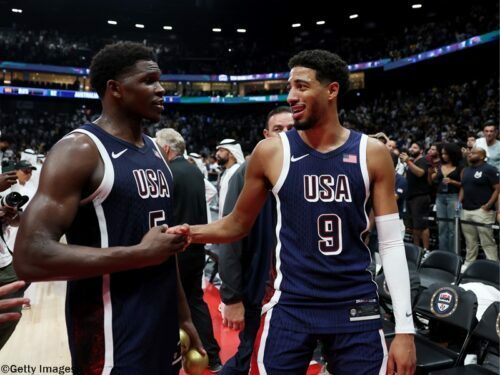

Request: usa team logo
left=431, top=287, right=459, bottom=318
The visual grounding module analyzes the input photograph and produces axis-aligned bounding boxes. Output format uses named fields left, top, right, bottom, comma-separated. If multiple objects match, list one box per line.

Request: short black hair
left=266, top=106, right=292, bottom=127
left=412, top=142, right=424, bottom=151
left=483, top=119, right=497, bottom=129
left=288, top=49, right=350, bottom=96
left=89, top=41, right=157, bottom=98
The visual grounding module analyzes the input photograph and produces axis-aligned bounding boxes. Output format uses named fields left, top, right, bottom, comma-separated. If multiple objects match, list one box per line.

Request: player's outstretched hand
left=166, top=223, right=190, bottom=236
left=387, top=334, right=416, bottom=375
left=139, top=225, right=188, bottom=266
left=0, top=281, right=30, bottom=324
left=166, top=224, right=191, bottom=248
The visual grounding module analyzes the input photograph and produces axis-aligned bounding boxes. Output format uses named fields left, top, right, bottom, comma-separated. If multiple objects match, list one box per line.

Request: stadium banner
left=0, top=86, right=288, bottom=104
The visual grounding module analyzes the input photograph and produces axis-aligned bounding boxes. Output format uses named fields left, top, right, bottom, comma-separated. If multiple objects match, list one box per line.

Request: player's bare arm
left=367, top=138, right=416, bottom=375
left=14, top=133, right=187, bottom=282
left=367, top=138, right=399, bottom=216
left=190, top=136, right=282, bottom=244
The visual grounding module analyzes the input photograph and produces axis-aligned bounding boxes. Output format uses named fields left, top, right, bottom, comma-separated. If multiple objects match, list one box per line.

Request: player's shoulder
left=365, top=136, right=391, bottom=163
left=365, top=135, right=388, bottom=153
left=54, top=131, right=98, bottom=155
left=253, top=135, right=282, bottom=158
left=364, top=135, right=394, bottom=179
left=44, top=131, right=100, bottom=173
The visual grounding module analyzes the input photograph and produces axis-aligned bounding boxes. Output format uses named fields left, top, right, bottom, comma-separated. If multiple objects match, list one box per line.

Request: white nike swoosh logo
left=111, top=149, right=128, bottom=159
left=291, top=154, right=309, bottom=162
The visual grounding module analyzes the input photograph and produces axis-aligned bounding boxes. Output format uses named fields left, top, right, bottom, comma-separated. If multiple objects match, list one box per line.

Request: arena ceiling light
left=107, top=20, right=117, bottom=25
left=135, top=24, right=145, bottom=29
left=212, top=28, right=222, bottom=32
left=349, top=14, right=359, bottom=19
left=236, top=28, right=246, bottom=33
left=163, top=25, right=173, bottom=30
left=412, top=4, right=423, bottom=9
left=11, top=8, right=23, bottom=13
left=292, top=23, right=301, bottom=28
left=316, top=20, right=326, bottom=25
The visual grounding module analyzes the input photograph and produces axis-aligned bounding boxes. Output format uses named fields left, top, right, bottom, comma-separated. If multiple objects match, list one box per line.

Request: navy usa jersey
left=64, top=123, right=181, bottom=374
left=264, top=128, right=381, bottom=334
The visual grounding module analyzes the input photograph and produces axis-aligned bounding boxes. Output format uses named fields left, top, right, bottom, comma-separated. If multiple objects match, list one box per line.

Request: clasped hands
left=165, top=223, right=192, bottom=249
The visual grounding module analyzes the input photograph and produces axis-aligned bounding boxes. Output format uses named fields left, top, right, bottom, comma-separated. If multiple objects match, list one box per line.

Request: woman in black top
left=431, top=143, right=462, bottom=252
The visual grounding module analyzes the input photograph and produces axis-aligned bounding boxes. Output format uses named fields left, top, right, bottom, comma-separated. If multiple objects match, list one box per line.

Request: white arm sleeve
left=376, top=213, right=415, bottom=334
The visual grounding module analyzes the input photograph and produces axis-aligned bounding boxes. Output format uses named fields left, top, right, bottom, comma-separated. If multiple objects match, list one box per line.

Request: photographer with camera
left=0, top=160, right=32, bottom=350
left=5, top=161, right=36, bottom=251
left=0, top=194, right=25, bottom=350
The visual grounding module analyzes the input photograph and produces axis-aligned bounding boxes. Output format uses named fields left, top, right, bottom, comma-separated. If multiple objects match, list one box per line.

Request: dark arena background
left=0, top=0, right=498, bottom=374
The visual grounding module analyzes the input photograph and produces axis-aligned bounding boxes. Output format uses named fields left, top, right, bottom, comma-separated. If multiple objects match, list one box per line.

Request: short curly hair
left=288, top=49, right=350, bottom=96
left=89, top=41, right=157, bottom=98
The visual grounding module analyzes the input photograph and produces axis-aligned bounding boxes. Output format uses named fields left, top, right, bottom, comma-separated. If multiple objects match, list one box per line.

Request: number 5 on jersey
left=317, top=213, right=342, bottom=255
left=149, top=210, right=166, bottom=229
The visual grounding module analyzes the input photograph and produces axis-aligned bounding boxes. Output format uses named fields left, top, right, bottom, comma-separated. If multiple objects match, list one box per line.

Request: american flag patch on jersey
left=343, top=153, right=357, bottom=163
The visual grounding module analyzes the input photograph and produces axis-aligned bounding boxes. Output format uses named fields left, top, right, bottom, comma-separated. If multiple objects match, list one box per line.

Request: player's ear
left=327, top=82, right=339, bottom=101
left=107, top=79, right=122, bottom=99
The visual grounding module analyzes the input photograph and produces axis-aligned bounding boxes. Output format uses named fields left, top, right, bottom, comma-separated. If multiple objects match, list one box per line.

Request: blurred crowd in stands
left=0, top=2, right=497, bottom=74
left=1, top=77, right=496, bottom=157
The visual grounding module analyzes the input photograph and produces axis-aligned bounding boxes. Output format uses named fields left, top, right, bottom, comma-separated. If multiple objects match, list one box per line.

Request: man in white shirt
left=475, top=120, right=500, bottom=171
left=215, top=139, right=244, bottom=219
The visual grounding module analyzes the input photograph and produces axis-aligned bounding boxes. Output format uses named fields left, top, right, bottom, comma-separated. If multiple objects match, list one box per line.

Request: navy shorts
left=250, top=307, right=388, bottom=374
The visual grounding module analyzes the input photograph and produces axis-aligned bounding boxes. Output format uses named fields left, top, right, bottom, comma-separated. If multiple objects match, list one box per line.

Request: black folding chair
left=405, top=242, right=424, bottom=267
left=429, top=302, right=499, bottom=374
left=458, top=260, right=500, bottom=289
left=418, top=251, right=462, bottom=289
left=386, top=282, right=478, bottom=374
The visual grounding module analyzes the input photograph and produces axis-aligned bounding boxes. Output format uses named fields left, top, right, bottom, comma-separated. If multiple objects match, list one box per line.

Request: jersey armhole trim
left=71, top=129, right=115, bottom=206
left=360, top=134, right=370, bottom=198
left=272, top=132, right=290, bottom=194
